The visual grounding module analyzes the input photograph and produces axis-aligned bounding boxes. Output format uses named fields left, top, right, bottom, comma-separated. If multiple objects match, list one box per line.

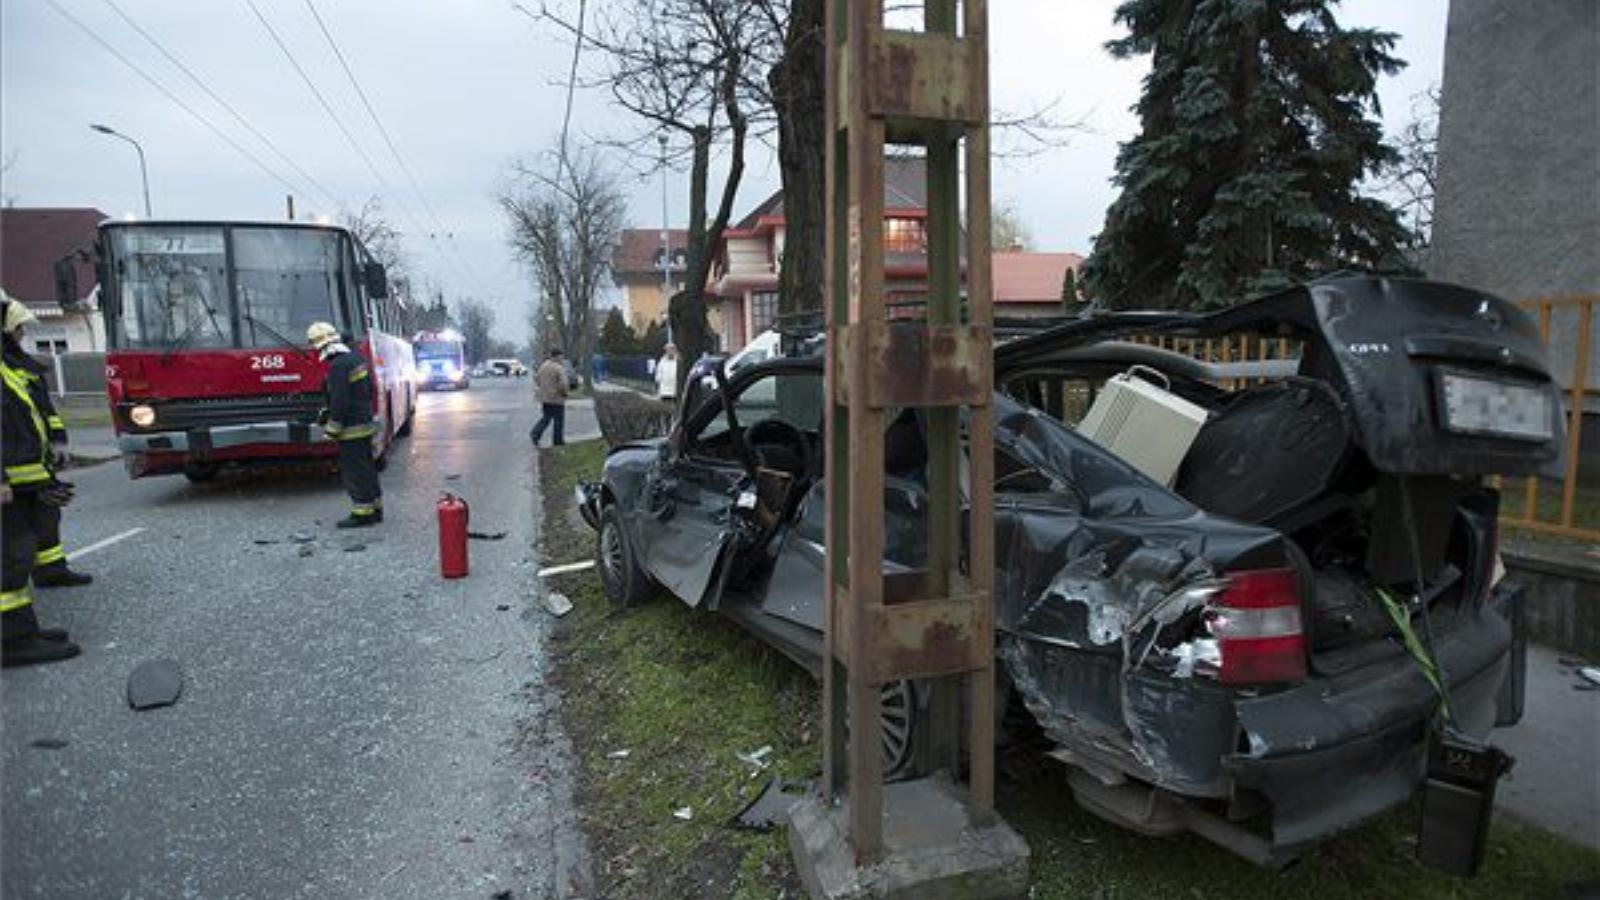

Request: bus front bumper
left=118, top=421, right=336, bottom=455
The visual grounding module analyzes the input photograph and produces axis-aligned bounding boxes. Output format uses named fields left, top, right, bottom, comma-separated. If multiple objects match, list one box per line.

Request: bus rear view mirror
left=54, top=257, right=78, bottom=306
left=364, top=262, right=389, bottom=299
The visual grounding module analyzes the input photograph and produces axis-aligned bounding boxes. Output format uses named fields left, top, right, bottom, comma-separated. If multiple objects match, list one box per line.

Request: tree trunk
left=670, top=127, right=715, bottom=393
left=771, top=0, right=825, bottom=318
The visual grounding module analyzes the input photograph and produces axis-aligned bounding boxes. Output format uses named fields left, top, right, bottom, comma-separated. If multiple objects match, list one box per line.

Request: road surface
left=2, top=378, right=594, bottom=899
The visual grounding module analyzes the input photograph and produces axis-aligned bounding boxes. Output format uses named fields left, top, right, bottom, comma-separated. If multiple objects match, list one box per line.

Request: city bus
left=413, top=329, right=470, bottom=390
left=67, top=220, right=417, bottom=481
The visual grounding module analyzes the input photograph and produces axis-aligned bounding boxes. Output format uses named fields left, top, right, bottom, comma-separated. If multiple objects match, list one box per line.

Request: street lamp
left=90, top=124, right=152, bottom=217
left=658, top=132, right=672, bottom=342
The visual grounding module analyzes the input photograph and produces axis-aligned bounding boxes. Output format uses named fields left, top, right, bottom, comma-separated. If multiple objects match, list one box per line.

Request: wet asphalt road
left=2, top=379, right=595, bottom=899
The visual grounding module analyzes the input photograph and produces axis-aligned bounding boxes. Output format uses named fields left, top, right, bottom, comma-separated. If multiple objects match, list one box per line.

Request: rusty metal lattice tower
left=821, top=0, right=1000, bottom=865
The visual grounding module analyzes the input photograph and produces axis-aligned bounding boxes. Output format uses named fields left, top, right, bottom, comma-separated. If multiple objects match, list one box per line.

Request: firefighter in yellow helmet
left=2, top=298, right=81, bottom=667
left=307, top=322, right=383, bottom=527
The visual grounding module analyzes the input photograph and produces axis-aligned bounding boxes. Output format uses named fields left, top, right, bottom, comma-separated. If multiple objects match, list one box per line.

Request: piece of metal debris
left=732, top=779, right=812, bottom=831
left=252, top=538, right=281, bottom=546
left=544, top=593, right=573, bottom=617
left=290, top=531, right=315, bottom=544
left=29, top=738, right=69, bottom=750
left=606, top=749, right=631, bottom=760
left=537, top=560, right=596, bottom=578
left=127, top=659, right=184, bottom=710
left=468, top=531, right=508, bottom=541
left=297, top=545, right=314, bottom=558
left=1580, top=667, right=1600, bottom=687
left=496, top=603, right=511, bottom=611
left=672, top=806, right=693, bottom=821
left=343, top=543, right=366, bottom=553
left=736, top=745, right=774, bottom=770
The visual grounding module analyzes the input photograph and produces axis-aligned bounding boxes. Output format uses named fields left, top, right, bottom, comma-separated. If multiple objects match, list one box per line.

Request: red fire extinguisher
left=439, top=493, right=469, bottom=579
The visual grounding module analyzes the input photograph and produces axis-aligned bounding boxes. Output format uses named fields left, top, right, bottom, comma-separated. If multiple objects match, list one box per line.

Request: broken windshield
left=107, top=227, right=232, bottom=351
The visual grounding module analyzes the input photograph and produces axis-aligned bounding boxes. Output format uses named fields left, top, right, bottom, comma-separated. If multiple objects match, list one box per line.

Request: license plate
left=1438, top=373, right=1553, bottom=441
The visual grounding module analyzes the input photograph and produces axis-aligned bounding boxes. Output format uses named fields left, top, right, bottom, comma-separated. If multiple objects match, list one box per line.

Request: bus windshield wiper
left=242, top=313, right=304, bottom=352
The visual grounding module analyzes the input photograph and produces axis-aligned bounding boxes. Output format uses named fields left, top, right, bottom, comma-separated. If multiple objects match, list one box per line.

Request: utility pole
left=286, top=194, right=296, bottom=221
left=788, top=1, right=1026, bottom=896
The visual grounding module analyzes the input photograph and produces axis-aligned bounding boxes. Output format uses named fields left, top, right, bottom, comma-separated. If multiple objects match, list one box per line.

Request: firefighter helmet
left=306, top=321, right=340, bottom=349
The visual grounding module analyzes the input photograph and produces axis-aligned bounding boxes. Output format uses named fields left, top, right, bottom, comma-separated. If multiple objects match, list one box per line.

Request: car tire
left=598, top=504, right=652, bottom=607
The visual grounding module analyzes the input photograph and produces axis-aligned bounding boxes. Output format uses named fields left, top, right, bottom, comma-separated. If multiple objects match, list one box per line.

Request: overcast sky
left=1, top=1, right=1446, bottom=342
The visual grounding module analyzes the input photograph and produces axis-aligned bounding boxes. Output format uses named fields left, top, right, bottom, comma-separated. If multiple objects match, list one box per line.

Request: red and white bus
left=80, top=220, right=417, bottom=481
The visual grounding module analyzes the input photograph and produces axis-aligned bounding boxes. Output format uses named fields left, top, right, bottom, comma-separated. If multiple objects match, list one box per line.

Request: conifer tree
left=1083, top=0, right=1413, bottom=310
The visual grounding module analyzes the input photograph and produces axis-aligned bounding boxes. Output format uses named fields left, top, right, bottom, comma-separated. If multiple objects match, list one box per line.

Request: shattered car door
left=635, top=452, right=744, bottom=608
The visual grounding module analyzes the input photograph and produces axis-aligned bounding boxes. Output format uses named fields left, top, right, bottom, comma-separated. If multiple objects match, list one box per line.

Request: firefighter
left=307, top=322, right=383, bottom=528
left=2, top=300, right=80, bottom=668
left=1, top=298, right=93, bottom=588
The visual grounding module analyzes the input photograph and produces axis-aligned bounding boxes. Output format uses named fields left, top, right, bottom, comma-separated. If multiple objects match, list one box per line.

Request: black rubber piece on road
left=127, top=659, right=184, bottom=710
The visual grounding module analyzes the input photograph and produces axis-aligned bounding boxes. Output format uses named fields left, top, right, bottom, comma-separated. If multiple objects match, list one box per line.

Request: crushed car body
left=577, top=276, right=1558, bottom=864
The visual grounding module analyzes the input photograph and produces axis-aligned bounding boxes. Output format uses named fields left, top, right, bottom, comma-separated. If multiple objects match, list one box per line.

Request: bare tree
left=992, top=201, right=1033, bottom=251
left=453, top=298, right=496, bottom=365
left=1381, top=85, right=1440, bottom=259
left=499, top=146, right=626, bottom=389
left=339, top=195, right=411, bottom=304
left=542, top=0, right=778, bottom=387
left=0, top=148, right=17, bottom=207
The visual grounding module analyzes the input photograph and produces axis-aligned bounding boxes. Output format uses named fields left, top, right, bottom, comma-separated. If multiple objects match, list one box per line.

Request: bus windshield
left=106, top=224, right=353, bottom=351
left=415, top=340, right=462, bottom=361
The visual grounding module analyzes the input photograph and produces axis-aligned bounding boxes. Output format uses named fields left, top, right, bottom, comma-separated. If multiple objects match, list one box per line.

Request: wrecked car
left=577, top=276, right=1555, bottom=865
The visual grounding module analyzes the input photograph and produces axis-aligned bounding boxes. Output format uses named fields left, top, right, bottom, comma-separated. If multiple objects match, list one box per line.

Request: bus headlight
left=129, top=404, right=156, bottom=427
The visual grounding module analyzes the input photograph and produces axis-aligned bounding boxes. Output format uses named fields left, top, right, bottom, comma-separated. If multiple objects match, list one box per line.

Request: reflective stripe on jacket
left=1, top=361, right=53, bottom=486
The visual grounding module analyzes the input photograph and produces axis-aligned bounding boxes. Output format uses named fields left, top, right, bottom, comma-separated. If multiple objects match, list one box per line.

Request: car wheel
left=879, top=679, right=919, bottom=778
left=598, top=504, right=652, bottom=607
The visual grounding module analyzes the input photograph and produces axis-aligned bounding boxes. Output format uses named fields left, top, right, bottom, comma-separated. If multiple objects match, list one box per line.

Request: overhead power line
left=43, top=0, right=308, bottom=201
left=302, top=0, right=500, bottom=301
left=99, top=0, right=345, bottom=212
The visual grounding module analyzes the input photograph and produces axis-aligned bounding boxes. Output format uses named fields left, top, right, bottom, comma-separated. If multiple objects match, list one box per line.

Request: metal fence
left=40, top=352, right=107, bottom=396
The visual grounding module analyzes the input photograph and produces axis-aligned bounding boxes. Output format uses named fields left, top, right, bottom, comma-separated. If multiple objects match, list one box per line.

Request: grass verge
left=537, top=440, right=1600, bottom=900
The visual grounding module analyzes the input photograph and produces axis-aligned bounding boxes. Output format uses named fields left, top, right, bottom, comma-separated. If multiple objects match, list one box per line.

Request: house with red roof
left=0, top=207, right=108, bottom=353
left=610, top=227, right=690, bottom=334
left=992, top=251, right=1084, bottom=319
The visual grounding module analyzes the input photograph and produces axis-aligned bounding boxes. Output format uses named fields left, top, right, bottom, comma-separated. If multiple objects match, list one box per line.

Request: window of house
left=884, top=217, right=926, bottom=254
left=749, top=291, right=780, bottom=335
left=34, top=340, right=68, bottom=355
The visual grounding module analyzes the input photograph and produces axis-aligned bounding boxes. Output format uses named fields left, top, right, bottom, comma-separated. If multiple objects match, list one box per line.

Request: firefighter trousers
left=338, top=437, right=383, bottom=518
left=2, top=492, right=46, bottom=640
left=34, top=503, right=66, bottom=571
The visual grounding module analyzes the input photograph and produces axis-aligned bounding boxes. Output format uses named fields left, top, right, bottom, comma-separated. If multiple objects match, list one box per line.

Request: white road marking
left=67, top=527, right=146, bottom=562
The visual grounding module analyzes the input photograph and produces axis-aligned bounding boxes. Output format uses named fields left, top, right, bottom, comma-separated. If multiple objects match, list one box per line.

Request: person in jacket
left=2, top=298, right=92, bottom=588
left=529, top=348, right=568, bottom=447
left=2, top=300, right=81, bottom=668
left=307, top=322, right=382, bottom=528
left=655, top=343, right=679, bottom=403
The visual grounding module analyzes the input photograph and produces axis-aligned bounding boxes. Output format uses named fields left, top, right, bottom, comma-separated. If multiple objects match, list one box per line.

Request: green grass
left=536, top=441, right=1600, bottom=900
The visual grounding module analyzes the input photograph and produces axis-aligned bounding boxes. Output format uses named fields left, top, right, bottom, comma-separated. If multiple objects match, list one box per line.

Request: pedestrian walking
left=530, top=347, right=568, bottom=447
left=2, top=299, right=80, bottom=668
left=2, top=297, right=91, bottom=588
left=307, top=322, right=383, bottom=528
left=655, top=343, right=679, bottom=403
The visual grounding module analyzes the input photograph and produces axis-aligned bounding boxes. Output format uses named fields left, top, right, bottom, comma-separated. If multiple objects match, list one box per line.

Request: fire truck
left=65, top=220, right=417, bottom=481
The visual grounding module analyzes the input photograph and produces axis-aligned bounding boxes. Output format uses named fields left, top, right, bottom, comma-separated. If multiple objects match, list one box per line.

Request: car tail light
left=1208, top=568, right=1307, bottom=685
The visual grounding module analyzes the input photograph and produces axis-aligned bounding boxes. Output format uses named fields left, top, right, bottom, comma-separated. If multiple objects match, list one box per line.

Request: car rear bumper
left=1225, top=585, right=1521, bottom=850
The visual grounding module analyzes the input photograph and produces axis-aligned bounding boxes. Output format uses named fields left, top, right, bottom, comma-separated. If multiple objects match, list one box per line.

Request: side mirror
left=53, top=258, right=78, bottom=306
left=364, top=262, right=389, bottom=299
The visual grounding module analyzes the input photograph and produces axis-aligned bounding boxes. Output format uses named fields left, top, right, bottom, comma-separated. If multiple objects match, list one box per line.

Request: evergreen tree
left=1083, top=0, right=1413, bottom=310
left=596, top=308, right=640, bottom=357
left=1060, top=266, right=1080, bottom=312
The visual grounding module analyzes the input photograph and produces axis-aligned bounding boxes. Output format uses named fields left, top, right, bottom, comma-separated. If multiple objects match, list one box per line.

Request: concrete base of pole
left=786, top=773, right=1029, bottom=900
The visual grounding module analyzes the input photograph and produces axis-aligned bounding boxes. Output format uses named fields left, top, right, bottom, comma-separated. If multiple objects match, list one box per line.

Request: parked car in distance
left=578, top=277, right=1555, bottom=866
left=485, top=358, right=528, bottom=377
